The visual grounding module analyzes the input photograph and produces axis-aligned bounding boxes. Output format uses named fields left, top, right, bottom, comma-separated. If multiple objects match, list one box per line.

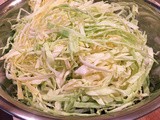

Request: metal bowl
left=0, top=0, right=160, bottom=120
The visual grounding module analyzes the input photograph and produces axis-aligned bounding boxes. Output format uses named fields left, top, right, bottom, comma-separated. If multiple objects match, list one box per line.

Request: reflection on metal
left=0, top=0, right=160, bottom=120
left=146, top=0, right=160, bottom=9
left=9, top=0, right=22, bottom=7
left=0, top=0, right=25, bottom=17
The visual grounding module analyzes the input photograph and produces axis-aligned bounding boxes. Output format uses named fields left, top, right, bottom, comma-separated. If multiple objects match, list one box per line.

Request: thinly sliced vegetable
left=0, top=0, right=154, bottom=116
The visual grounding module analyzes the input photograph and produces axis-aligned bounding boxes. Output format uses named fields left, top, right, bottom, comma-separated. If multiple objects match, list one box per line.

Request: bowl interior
left=0, top=0, right=160, bottom=120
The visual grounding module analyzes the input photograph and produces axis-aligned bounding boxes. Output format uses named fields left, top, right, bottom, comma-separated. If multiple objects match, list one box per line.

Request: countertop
left=140, top=108, right=160, bottom=120
left=0, top=0, right=160, bottom=120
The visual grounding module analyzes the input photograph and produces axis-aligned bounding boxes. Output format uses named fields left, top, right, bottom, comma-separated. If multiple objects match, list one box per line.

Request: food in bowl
left=0, top=0, right=155, bottom=116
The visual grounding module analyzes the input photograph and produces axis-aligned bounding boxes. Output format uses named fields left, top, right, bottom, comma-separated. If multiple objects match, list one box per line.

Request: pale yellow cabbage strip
left=0, top=0, right=154, bottom=116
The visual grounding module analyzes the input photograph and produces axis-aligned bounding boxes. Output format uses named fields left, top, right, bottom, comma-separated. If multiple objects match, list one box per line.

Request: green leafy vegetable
left=0, top=0, right=154, bottom=116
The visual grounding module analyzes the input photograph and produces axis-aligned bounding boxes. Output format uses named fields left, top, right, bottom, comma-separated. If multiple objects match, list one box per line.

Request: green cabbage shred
left=0, top=0, right=154, bottom=116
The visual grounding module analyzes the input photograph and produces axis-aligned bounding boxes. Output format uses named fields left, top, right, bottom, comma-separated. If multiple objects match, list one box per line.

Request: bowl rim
left=0, top=0, right=160, bottom=120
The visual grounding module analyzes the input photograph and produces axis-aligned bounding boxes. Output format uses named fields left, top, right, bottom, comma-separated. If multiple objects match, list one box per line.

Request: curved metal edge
left=0, top=0, right=160, bottom=120
left=0, top=88, right=63, bottom=120
left=145, top=0, right=160, bottom=9
left=0, top=96, right=48, bottom=120
left=115, top=96, right=160, bottom=120
left=1, top=91, right=160, bottom=120
left=0, top=0, right=27, bottom=18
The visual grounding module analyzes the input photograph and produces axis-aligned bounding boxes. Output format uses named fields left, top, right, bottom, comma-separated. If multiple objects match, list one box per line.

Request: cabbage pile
left=0, top=0, right=154, bottom=116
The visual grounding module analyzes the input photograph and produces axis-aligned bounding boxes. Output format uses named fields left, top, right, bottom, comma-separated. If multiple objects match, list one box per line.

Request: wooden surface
left=139, top=108, right=160, bottom=120
left=0, top=0, right=160, bottom=120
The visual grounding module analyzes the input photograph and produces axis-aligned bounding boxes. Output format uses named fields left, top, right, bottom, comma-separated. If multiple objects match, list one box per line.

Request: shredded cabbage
left=0, top=0, right=154, bottom=116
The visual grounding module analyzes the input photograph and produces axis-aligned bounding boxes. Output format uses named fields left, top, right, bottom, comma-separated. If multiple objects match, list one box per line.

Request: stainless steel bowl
left=0, top=0, right=160, bottom=120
